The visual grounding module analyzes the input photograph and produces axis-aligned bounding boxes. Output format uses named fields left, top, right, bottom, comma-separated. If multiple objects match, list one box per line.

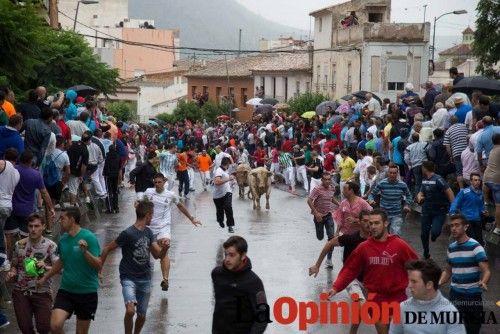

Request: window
left=387, top=59, right=407, bottom=91
left=316, top=65, right=321, bottom=91
left=216, top=87, right=222, bottom=103
left=284, top=77, right=288, bottom=101
left=306, top=82, right=310, bottom=92
left=241, top=88, right=247, bottom=106
left=272, top=77, right=276, bottom=98
left=203, top=86, right=208, bottom=94
left=332, top=63, right=337, bottom=88
left=296, top=81, right=300, bottom=96
left=368, top=12, right=383, bottom=23
left=191, top=86, right=197, bottom=97
left=319, top=17, right=323, bottom=32
left=346, top=62, right=352, bottom=93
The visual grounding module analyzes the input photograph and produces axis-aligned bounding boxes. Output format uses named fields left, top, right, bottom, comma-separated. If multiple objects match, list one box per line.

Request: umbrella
left=452, top=76, right=500, bottom=96
left=260, top=98, right=279, bottom=106
left=274, top=102, right=290, bottom=110
left=217, top=115, right=230, bottom=121
left=255, top=104, right=274, bottom=114
left=316, top=101, right=338, bottom=115
left=340, top=94, right=353, bottom=101
left=351, top=91, right=383, bottom=105
left=148, top=120, right=159, bottom=127
left=68, top=85, right=98, bottom=97
left=336, top=103, right=351, bottom=114
left=246, top=97, right=262, bottom=106
left=301, top=111, right=316, bottom=119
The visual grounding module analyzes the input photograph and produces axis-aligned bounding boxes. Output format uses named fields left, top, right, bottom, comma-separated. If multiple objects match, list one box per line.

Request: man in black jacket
left=129, top=152, right=157, bottom=200
left=212, top=236, right=268, bottom=334
left=103, top=144, right=121, bottom=213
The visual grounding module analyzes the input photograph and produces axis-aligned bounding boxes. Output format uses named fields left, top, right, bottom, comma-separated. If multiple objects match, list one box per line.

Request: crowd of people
left=0, top=71, right=498, bottom=334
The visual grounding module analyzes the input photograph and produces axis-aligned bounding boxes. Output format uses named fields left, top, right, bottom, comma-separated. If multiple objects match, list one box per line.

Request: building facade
left=310, top=0, right=430, bottom=101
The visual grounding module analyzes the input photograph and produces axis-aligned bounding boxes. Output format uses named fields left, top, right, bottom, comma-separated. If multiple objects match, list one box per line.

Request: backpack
left=42, top=151, right=64, bottom=187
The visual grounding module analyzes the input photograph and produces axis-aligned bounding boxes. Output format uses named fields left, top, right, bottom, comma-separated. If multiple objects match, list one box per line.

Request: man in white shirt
left=365, top=93, right=382, bottom=118
left=212, top=157, right=236, bottom=233
left=213, top=146, right=233, bottom=171
left=83, top=131, right=106, bottom=199
left=143, top=173, right=201, bottom=291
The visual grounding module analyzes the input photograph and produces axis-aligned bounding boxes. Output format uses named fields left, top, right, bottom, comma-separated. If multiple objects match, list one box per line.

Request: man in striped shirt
left=307, top=173, right=339, bottom=268
left=439, top=214, right=490, bottom=334
left=444, top=116, right=468, bottom=189
left=279, top=151, right=296, bottom=194
left=159, top=144, right=178, bottom=191
left=368, top=163, right=412, bottom=236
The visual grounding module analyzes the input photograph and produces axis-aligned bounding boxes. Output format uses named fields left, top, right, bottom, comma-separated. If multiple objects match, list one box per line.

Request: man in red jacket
left=329, top=208, right=418, bottom=334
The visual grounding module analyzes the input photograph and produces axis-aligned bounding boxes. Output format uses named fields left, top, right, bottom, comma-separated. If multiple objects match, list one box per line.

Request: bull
left=248, top=167, right=272, bottom=210
left=235, top=163, right=252, bottom=199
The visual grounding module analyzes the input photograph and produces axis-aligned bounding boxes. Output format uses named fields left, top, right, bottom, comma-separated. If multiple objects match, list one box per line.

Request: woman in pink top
left=333, top=181, right=372, bottom=235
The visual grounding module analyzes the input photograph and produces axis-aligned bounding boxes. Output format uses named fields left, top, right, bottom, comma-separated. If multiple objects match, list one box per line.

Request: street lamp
left=73, top=0, right=99, bottom=31
left=432, top=9, right=467, bottom=62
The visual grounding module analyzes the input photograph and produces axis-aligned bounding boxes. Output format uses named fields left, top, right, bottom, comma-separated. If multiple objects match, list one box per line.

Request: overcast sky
left=236, top=0, right=479, bottom=37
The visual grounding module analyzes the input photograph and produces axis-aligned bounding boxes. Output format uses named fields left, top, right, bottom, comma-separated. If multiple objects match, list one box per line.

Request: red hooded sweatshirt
left=333, top=235, right=418, bottom=302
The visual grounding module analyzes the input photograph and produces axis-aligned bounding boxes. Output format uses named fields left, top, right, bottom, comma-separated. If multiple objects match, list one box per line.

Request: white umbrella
left=246, top=97, right=262, bottom=106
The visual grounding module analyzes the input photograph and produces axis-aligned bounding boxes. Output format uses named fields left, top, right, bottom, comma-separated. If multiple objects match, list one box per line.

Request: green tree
left=200, top=101, right=223, bottom=122
left=473, top=0, right=500, bottom=77
left=0, top=0, right=119, bottom=94
left=156, top=112, right=177, bottom=124
left=172, top=99, right=201, bottom=122
left=288, top=92, right=330, bottom=114
left=107, top=101, right=137, bottom=121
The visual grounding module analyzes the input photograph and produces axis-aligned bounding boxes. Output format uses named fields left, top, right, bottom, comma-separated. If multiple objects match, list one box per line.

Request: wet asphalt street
left=2, top=176, right=499, bottom=333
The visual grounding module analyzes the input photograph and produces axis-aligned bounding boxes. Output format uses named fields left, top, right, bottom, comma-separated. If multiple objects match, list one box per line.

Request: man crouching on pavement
left=211, top=236, right=269, bottom=334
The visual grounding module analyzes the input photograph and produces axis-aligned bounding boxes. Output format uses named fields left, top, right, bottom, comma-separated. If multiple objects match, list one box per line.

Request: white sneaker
left=85, top=197, right=91, bottom=204
left=325, top=259, right=333, bottom=269
left=493, top=227, right=500, bottom=235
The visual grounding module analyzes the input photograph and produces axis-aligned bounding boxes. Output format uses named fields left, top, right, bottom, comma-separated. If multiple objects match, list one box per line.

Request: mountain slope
left=129, top=0, right=306, bottom=52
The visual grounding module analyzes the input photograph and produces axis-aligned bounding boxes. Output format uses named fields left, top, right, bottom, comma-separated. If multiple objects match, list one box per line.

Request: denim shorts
left=121, top=279, right=152, bottom=316
left=485, top=182, right=500, bottom=204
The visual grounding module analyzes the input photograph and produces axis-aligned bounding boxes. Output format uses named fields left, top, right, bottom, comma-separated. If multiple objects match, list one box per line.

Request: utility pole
left=224, top=54, right=232, bottom=119
left=237, top=29, right=242, bottom=58
left=49, top=0, right=59, bottom=29
left=423, top=4, right=427, bottom=23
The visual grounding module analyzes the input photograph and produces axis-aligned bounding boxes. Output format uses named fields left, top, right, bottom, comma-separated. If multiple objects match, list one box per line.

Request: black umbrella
left=452, top=76, right=500, bottom=96
left=255, top=104, right=274, bottom=114
left=351, top=90, right=382, bottom=105
left=315, top=101, right=338, bottom=115
left=68, top=85, right=98, bottom=97
left=260, top=98, right=279, bottom=106
left=340, top=94, right=353, bottom=101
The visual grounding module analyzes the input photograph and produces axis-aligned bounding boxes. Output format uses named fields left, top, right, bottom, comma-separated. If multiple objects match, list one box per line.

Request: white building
left=310, top=0, right=430, bottom=101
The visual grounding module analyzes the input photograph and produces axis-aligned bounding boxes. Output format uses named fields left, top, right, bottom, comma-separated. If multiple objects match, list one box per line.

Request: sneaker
left=431, top=235, right=438, bottom=242
left=161, top=279, right=169, bottom=291
left=325, top=259, right=333, bottom=269
left=0, top=259, right=11, bottom=272
left=0, top=313, right=9, bottom=329
left=493, top=227, right=500, bottom=235
left=218, top=221, right=225, bottom=228
left=44, top=229, right=53, bottom=236
left=85, top=197, right=91, bottom=204
left=424, top=253, right=431, bottom=259
left=189, top=188, right=195, bottom=192
left=228, top=226, right=234, bottom=233
left=203, top=187, right=207, bottom=191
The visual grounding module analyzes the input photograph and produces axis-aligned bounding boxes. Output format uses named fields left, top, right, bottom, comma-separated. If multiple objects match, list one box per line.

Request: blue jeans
left=420, top=213, right=446, bottom=258
left=121, top=279, right=152, bottom=317
left=388, top=215, right=403, bottom=236
left=314, top=213, right=335, bottom=260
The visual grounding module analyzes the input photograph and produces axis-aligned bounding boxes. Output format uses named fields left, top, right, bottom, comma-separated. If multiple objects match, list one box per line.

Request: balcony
left=334, top=22, right=430, bottom=46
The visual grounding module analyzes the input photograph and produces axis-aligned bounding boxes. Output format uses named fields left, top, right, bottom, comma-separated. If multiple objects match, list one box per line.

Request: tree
left=107, top=101, right=137, bottom=121
left=473, top=0, right=500, bottom=77
left=287, top=92, right=330, bottom=114
left=0, top=0, right=119, bottom=94
left=172, top=99, right=202, bottom=122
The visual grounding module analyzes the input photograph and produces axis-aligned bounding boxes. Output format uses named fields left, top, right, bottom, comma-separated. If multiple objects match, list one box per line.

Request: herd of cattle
left=235, top=164, right=273, bottom=210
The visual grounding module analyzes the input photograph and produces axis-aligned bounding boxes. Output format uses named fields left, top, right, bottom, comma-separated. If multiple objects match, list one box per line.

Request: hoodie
left=0, top=126, right=24, bottom=158
left=211, top=257, right=268, bottom=334
left=333, top=235, right=418, bottom=301
left=64, top=90, right=78, bottom=122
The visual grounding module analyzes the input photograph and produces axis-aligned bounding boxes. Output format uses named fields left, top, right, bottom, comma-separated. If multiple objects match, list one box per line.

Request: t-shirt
left=67, top=141, right=89, bottom=177
left=58, top=228, right=100, bottom=294
left=483, top=146, right=500, bottom=183
left=0, top=160, right=20, bottom=209
left=143, top=188, right=179, bottom=235
left=12, top=237, right=59, bottom=293
left=338, top=231, right=366, bottom=263
left=308, top=184, right=335, bottom=216
left=339, top=157, right=356, bottom=181
left=213, top=167, right=232, bottom=199
left=197, top=155, right=212, bottom=172
left=420, top=174, right=450, bottom=213
left=177, top=152, right=188, bottom=172
left=308, top=158, right=323, bottom=179
left=12, top=165, right=45, bottom=217
left=50, top=148, right=70, bottom=181
left=116, top=225, right=155, bottom=280
left=447, top=238, right=488, bottom=295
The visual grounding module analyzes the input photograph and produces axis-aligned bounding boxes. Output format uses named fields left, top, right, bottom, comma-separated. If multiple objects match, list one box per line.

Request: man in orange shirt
left=177, top=149, right=190, bottom=198
left=197, top=149, right=212, bottom=191
left=1, top=86, right=16, bottom=117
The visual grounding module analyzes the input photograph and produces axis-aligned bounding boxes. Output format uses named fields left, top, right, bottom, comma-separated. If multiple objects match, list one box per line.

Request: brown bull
left=235, top=163, right=252, bottom=199
left=248, top=167, right=272, bottom=210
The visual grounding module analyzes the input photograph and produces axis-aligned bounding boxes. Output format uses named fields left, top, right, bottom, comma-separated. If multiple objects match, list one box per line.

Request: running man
left=196, top=149, right=212, bottom=191
left=143, top=173, right=201, bottom=291
left=37, top=207, right=102, bottom=334
left=329, top=209, right=418, bottom=334
left=100, top=201, right=170, bottom=334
